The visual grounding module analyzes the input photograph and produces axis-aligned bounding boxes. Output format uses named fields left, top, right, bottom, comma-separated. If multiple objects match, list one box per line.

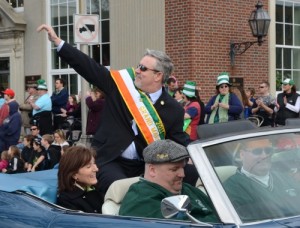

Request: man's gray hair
left=144, top=49, right=174, bottom=83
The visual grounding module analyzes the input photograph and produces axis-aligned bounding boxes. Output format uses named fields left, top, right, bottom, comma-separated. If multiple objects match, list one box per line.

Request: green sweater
left=224, top=169, right=300, bottom=222
left=119, top=178, right=219, bottom=223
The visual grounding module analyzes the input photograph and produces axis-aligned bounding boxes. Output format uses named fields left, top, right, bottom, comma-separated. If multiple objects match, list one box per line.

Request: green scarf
left=208, top=93, right=230, bottom=124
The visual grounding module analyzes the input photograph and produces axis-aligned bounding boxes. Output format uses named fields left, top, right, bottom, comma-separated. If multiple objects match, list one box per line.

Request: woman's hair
left=291, top=85, right=297, bottom=93
left=69, top=94, right=78, bottom=105
left=1, top=150, right=9, bottom=160
left=231, top=87, right=244, bottom=108
left=54, top=129, right=67, bottom=141
left=8, top=146, right=21, bottom=158
left=91, top=87, right=105, bottom=99
left=240, top=88, right=250, bottom=106
left=24, top=134, right=35, bottom=147
left=61, top=145, right=70, bottom=155
left=172, top=88, right=183, bottom=98
left=58, top=146, right=96, bottom=193
left=246, top=87, right=255, bottom=97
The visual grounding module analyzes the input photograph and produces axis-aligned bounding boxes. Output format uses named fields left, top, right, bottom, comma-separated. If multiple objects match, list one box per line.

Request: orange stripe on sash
left=110, top=70, right=155, bottom=144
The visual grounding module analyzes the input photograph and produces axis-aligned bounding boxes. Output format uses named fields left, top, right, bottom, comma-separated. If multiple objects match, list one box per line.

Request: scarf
left=208, top=93, right=230, bottom=124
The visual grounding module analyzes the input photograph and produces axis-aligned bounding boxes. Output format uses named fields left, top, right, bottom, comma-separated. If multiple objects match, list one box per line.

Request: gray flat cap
left=143, top=139, right=189, bottom=164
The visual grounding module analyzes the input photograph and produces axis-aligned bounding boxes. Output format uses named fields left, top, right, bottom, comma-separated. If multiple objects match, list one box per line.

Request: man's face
left=55, top=80, right=63, bottom=90
left=30, top=126, right=40, bottom=136
left=27, top=87, right=36, bottom=95
left=240, top=138, right=273, bottom=176
left=258, top=83, right=269, bottom=95
left=150, top=160, right=186, bottom=194
left=3, top=94, right=9, bottom=101
left=168, top=82, right=177, bottom=92
left=134, top=56, right=161, bottom=92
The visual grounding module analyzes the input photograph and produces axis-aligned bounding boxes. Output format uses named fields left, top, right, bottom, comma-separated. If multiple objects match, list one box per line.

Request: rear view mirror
left=161, top=195, right=213, bottom=226
left=161, top=195, right=190, bottom=219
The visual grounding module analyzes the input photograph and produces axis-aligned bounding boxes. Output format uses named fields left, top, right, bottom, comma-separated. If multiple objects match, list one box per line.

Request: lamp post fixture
left=229, top=0, right=271, bottom=66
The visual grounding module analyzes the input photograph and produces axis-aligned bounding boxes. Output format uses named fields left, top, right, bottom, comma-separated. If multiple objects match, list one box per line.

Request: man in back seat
left=224, top=137, right=300, bottom=222
left=119, top=139, right=219, bottom=223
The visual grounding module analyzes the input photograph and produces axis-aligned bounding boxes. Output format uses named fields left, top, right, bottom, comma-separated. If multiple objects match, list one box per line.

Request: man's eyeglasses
left=219, top=85, right=228, bottom=89
left=30, top=128, right=37, bottom=131
left=248, top=147, right=273, bottom=156
left=137, top=64, right=159, bottom=73
left=259, top=86, right=265, bottom=89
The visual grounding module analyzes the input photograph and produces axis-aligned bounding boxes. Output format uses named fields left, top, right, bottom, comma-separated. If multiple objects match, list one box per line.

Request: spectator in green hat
left=205, top=72, right=243, bottom=124
left=275, top=78, right=300, bottom=126
left=182, top=81, right=201, bottom=142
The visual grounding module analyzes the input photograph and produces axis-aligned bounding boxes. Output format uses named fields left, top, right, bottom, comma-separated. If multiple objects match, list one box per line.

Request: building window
left=276, top=0, right=300, bottom=90
left=6, top=0, right=23, bottom=8
left=87, top=0, right=110, bottom=67
left=50, top=0, right=110, bottom=94
left=0, top=57, right=9, bottom=89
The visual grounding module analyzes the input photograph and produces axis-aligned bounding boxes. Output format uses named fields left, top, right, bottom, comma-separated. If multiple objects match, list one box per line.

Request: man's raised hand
left=37, top=24, right=62, bottom=46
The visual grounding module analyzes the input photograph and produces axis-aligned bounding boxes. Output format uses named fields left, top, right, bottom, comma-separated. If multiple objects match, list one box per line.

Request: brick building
left=165, top=0, right=270, bottom=102
left=0, top=0, right=298, bottom=104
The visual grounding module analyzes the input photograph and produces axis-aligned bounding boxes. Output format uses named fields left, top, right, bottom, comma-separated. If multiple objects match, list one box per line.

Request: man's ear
left=154, top=72, right=163, bottom=83
left=148, top=164, right=157, bottom=177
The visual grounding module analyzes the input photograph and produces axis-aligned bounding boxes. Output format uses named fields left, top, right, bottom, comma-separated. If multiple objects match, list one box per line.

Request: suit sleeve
left=58, top=43, right=114, bottom=96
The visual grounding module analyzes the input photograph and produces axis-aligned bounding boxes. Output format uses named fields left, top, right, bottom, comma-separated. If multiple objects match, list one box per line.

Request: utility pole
left=78, top=0, right=90, bottom=146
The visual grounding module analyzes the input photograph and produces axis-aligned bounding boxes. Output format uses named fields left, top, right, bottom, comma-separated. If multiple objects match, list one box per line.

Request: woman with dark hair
left=172, top=87, right=185, bottom=107
left=205, top=72, right=243, bottom=124
left=244, top=87, right=256, bottom=119
left=275, top=79, right=300, bottom=126
left=57, top=146, right=104, bottom=213
left=85, top=87, right=105, bottom=136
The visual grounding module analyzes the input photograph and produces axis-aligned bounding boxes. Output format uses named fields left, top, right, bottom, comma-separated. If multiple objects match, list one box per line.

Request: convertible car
left=1, top=119, right=300, bottom=227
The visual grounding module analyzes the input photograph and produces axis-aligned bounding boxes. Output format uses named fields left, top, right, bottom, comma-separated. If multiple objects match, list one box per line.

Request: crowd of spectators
left=0, top=23, right=299, bottom=222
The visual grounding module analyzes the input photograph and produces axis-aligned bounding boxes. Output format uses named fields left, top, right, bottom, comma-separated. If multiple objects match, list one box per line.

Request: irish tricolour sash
left=110, top=68, right=165, bottom=144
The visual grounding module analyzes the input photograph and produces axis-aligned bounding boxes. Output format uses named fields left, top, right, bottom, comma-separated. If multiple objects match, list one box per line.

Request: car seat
left=102, top=177, right=139, bottom=215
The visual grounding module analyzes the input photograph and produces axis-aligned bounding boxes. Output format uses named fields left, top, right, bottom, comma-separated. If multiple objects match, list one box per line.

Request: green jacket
left=119, top=178, right=219, bottom=223
left=224, top=169, right=300, bottom=222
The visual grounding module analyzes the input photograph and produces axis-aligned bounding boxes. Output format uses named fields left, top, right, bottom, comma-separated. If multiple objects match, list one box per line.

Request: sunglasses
left=219, top=85, right=228, bottom=89
left=248, top=147, right=273, bottom=156
left=137, top=64, right=159, bottom=73
left=30, top=128, right=37, bottom=131
left=259, top=86, right=265, bottom=89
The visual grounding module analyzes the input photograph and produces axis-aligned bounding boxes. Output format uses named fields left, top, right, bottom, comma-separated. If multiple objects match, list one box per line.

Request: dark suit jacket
left=58, top=43, right=185, bottom=165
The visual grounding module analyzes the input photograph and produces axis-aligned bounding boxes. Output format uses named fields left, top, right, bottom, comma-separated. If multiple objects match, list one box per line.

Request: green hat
left=36, top=79, right=48, bottom=90
left=143, top=139, right=189, bottom=164
left=281, top=78, right=295, bottom=85
left=217, top=72, right=231, bottom=86
left=182, top=80, right=196, bottom=98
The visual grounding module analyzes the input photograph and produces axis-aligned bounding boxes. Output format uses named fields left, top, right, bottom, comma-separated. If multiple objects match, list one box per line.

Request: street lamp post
left=229, top=0, right=271, bottom=66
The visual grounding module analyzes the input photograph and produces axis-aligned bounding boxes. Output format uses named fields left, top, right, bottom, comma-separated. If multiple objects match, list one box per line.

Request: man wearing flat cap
left=119, top=139, right=218, bottom=223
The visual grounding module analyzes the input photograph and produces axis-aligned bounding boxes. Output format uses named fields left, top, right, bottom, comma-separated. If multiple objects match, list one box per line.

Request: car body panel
left=1, top=120, right=300, bottom=227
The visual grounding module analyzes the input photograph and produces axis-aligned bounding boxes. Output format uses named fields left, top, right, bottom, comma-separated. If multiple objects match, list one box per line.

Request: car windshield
left=203, top=132, right=300, bottom=223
